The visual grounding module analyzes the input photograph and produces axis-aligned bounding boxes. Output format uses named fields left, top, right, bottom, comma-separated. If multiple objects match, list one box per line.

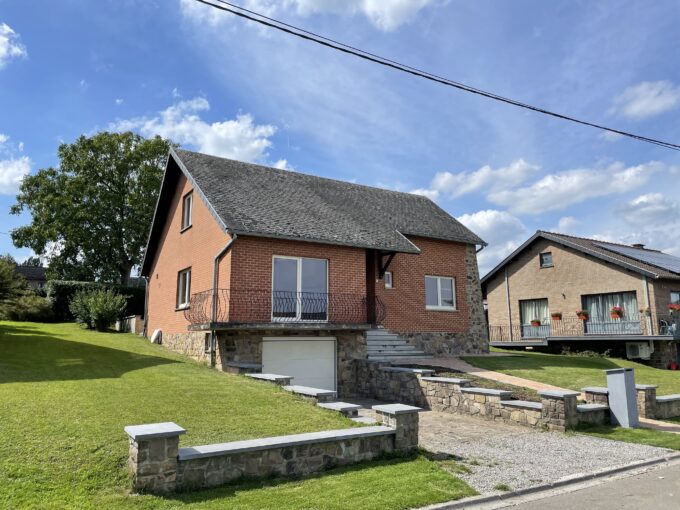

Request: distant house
left=14, top=265, right=47, bottom=290
left=482, top=231, right=680, bottom=368
left=140, top=148, right=488, bottom=394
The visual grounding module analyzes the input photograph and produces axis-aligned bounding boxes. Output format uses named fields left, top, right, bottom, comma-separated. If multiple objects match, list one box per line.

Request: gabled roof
left=141, top=149, right=485, bottom=275
left=14, top=265, right=46, bottom=281
left=481, top=231, right=680, bottom=285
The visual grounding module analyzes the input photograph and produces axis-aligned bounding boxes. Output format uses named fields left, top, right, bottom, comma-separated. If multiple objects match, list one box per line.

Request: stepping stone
left=283, top=385, right=337, bottom=403
left=245, top=373, right=292, bottom=385
left=317, top=401, right=361, bottom=417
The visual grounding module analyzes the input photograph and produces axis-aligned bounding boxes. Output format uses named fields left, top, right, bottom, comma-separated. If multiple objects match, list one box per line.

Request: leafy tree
left=0, top=254, right=17, bottom=265
left=20, top=256, right=43, bottom=267
left=0, top=259, right=26, bottom=303
left=11, top=132, right=173, bottom=284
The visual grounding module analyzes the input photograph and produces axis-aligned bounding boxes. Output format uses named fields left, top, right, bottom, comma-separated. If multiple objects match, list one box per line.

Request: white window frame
left=271, top=255, right=329, bottom=322
left=181, top=191, right=193, bottom=230
left=539, top=251, right=553, bottom=268
left=425, top=275, right=456, bottom=311
left=176, top=268, right=191, bottom=309
left=384, top=271, right=393, bottom=289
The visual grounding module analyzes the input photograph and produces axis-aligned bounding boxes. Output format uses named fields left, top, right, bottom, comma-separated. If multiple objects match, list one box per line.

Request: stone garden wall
left=584, top=385, right=680, bottom=420
left=354, top=360, right=605, bottom=432
left=125, top=404, right=419, bottom=495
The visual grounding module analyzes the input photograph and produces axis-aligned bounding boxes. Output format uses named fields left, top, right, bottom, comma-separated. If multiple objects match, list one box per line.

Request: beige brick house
left=482, top=231, right=680, bottom=368
left=140, top=149, right=488, bottom=396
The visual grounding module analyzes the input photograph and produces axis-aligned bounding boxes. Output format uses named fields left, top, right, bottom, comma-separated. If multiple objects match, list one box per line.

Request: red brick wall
left=228, top=236, right=367, bottom=323
left=374, top=236, right=472, bottom=334
left=146, top=172, right=231, bottom=335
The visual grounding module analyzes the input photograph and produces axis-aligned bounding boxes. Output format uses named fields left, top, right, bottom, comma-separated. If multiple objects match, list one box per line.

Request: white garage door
left=262, top=337, right=336, bottom=391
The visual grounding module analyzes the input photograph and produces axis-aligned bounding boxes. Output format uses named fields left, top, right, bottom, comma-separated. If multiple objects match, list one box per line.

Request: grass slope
left=0, top=321, right=474, bottom=509
left=464, top=350, right=680, bottom=396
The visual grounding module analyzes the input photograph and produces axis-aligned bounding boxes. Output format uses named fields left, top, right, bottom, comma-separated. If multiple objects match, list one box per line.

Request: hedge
left=45, top=280, right=145, bottom=321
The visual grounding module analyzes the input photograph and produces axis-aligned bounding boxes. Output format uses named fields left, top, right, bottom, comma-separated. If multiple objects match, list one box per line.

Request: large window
left=672, top=291, right=680, bottom=305
left=272, top=256, right=328, bottom=321
left=582, top=291, right=640, bottom=334
left=425, top=276, right=456, bottom=310
left=181, top=191, right=193, bottom=230
left=176, top=268, right=191, bottom=309
left=519, top=298, right=550, bottom=338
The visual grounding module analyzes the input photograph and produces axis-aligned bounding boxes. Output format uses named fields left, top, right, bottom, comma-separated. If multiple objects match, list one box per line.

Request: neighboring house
left=141, top=149, right=488, bottom=394
left=482, top=231, right=680, bottom=368
left=14, top=265, right=47, bottom=290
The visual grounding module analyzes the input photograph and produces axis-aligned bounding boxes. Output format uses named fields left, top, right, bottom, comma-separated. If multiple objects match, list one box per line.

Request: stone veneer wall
left=125, top=405, right=419, bottom=494
left=354, top=360, right=600, bottom=432
left=163, top=331, right=211, bottom=365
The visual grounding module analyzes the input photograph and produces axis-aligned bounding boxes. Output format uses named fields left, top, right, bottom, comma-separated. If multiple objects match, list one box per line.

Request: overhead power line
left=192, top=0, right=680, bottom=151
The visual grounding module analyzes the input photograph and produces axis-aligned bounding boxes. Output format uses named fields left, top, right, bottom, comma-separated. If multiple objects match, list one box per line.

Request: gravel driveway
left=418, top=411, right=674, bottom=494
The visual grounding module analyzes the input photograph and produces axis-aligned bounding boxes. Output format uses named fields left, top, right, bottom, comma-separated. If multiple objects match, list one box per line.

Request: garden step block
left=317, top=401, right=362, bottom=417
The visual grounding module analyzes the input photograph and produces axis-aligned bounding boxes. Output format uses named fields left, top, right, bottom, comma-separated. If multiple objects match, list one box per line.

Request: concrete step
left=367, top=351, right=430, bottom=358
left=365, top=329, right=396, bottom=336
left=368, top=355, right=432, bottom=361
left=366, top=339, right=407, bottom=345
left=367, top=345, right=420, bottom=351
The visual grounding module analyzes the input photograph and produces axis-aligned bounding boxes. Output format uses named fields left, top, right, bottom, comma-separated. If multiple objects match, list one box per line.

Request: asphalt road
left=512, top=462, right=680, bottom=509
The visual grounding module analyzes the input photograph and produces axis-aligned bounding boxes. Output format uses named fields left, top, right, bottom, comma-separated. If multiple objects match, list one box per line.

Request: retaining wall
left=125, top=404, right=419, bottom=494
left=584, top=385, right=680, bottom=420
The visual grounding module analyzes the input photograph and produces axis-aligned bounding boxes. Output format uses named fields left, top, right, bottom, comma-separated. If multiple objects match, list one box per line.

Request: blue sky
left=1, top=0, right=680, bottom=275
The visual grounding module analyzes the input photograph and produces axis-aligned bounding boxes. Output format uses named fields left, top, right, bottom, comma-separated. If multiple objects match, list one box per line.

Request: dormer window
left=181, top=191, right=193, bottom=230
left=539, top=252, right=553, bottom=268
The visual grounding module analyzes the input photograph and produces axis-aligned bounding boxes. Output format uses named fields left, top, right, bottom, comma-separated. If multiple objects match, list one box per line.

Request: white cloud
left=554, top=216, right=579, bottom=233
left=273, top=158, right=294, bottom=170
left=610, top=80, right=680, bottom=119
left=109, top=97, right=279, bottom=162
left=412, top=159, right=539, bottom=201
left=115, top=98, right=124, bottom=105
left=79, top=79, right=89, bottom=90
left=180, top=0, right=439, bottom=31
left=0, top=133, right=8, bottom=145
left=599, top=130, right=623, bottom=142
left=489, top=161, right=671, bottom=215
left=457, top=209, right=528, bottom=276
left=0, top=155, right=31, bottom=194
left=0, top=23, right=27, bottom=69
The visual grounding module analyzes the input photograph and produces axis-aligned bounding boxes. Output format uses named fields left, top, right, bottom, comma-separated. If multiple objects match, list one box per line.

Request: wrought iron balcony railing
left=489, top=314, right=680, bottom=342
left=184, top=289, right=385, bottom=326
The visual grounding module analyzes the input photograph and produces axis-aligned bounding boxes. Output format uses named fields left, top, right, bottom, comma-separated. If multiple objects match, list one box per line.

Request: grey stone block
left=372, top=403, right=421, bottom=415
left=461, top=387, right=513, bottom=398
left=125, top=422, right=186, bottom=441
left=538, top=390, right=581, bottom=399
left=500, top=400, right=543, bottom=410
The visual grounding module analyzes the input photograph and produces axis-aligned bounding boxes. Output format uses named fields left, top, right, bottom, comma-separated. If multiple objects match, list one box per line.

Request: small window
left=539, top=252, right=553, bottom=268
left=204, top=333, right=211, bottom=354
left=176, top=268, right=191, bottom=309
left=425, top=276, right=456, bottom=310
left=181, top=191, right=193, bottom=230
left=671, top=291, right=680, bottom=305
left=384, top=271, right=393, bottom=289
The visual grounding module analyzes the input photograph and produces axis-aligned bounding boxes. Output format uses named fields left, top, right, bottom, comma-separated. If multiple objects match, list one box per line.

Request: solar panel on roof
left=594, top=242, right=680, bottom=274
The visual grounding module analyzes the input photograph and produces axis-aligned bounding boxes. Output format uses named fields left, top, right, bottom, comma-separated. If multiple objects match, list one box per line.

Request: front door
left=272, top=256, right=328, bottom=322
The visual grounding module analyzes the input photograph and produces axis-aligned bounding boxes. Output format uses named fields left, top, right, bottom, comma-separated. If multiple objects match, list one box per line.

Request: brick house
left=140, top=149, right=488, bottom=395
left=482, top=231, right=680, bottom=368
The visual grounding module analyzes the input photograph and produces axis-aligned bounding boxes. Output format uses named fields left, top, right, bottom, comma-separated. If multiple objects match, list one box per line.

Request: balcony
left=489, top=314, right=680, bottom=343
left=184, top=289, right=385, bottom=330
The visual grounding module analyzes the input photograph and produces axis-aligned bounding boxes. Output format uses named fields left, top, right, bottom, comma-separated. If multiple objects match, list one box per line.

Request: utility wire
left=192, top=0, right=680, bottom=151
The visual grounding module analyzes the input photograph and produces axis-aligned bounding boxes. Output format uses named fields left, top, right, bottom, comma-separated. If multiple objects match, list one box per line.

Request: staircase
left=366, top=329, right=431, bottom=361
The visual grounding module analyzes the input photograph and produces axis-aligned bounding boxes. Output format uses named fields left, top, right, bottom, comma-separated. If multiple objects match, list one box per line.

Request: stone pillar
left=373, top=404, right=421, bottom=451
left=539, top=390, right=580, bottom=432
left=636, top=384, right=658, bottom=419
left=124, top=422, right=186, bottom=494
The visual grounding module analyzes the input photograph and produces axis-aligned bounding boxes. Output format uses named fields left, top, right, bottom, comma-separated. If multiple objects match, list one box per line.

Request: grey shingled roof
left=172, top=149, right=485, bottom=253
left=481, top=231, right=680, bottom=285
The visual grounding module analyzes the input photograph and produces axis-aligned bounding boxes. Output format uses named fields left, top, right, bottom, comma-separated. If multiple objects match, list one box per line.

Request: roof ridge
left=174, top=148, right=437, bottom=203
left=541, top=230, right=662, bottom=252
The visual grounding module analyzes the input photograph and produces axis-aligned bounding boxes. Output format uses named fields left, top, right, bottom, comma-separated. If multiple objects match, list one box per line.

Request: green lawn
left=577, top=424, right=680, bottom=451
left=0, top=321, right=474, bottom=509
left=464, top=350, right=680, bottom=396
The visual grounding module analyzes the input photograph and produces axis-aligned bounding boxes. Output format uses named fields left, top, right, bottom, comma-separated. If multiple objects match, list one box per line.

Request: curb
left=422, top=453, right=680, bottom=510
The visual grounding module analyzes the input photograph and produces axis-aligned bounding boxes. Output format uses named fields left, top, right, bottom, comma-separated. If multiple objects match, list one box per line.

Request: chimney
left=632, top=243, right=645, bottom=249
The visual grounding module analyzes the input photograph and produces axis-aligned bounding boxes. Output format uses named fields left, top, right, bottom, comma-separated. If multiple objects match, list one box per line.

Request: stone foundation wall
left=163, top=331, right=211, bottom=365
left=401, top=331, right=488, bottom=357
left=649, top=340, right=680, bottom=369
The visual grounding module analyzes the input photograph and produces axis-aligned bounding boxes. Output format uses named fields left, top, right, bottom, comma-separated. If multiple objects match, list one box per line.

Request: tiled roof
left=172, top=149, right=485, bottom=253
left=541, top=232, right=680, bottom=279
left=14, top=265, right=46, bottom=281
left=481, top=230, right=680, bottom=284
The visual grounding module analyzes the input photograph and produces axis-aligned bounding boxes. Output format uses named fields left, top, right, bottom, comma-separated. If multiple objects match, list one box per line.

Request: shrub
left=46, top=280, right=145, bottom=321
left=69, top=289, right=127, bottom=331
left=0, top=294, right=55, bottom=322
left=69, top=290, right=93, bottom=328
